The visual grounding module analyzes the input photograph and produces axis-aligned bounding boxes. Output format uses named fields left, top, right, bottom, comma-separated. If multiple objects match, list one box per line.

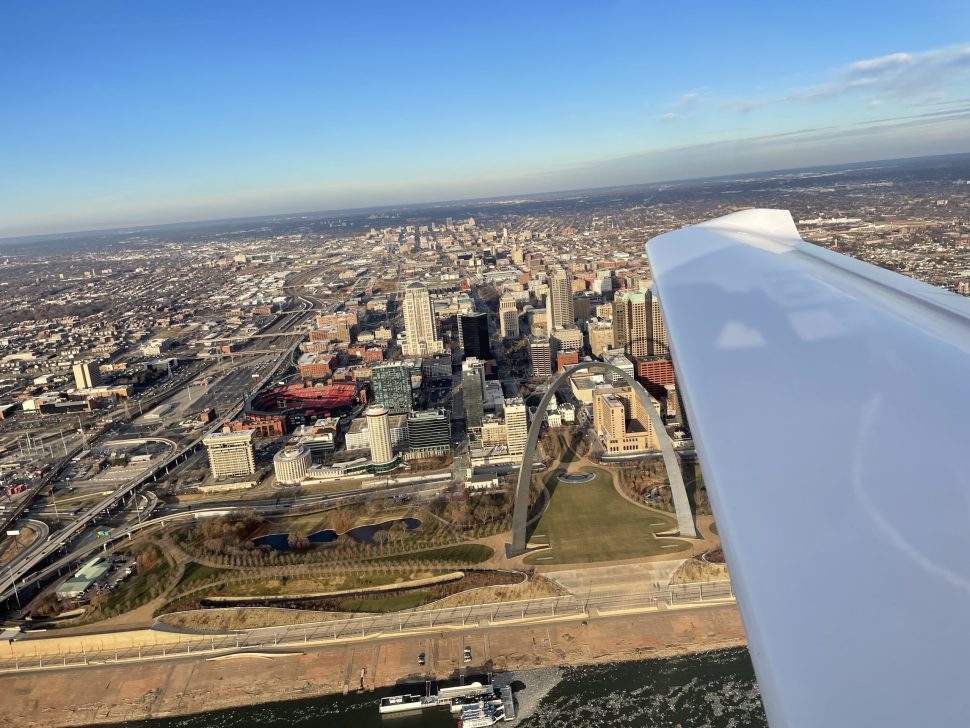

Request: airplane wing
left=647, top=209, right=970, bottom=727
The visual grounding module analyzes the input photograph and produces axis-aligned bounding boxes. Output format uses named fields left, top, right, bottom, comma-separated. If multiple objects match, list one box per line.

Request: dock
left=499, top=685, right=516, bottom=721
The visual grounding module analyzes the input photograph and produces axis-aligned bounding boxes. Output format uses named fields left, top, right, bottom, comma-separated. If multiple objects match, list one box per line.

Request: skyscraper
left=651, top=292, right=669, bottom=356
left=406, top=409, right=451, bottom=458
left=402, top=282, right=444, bottom=357
left=529, top=336, right=552, bottom=378
left=72, top=361, right=101, bottom=390
left=366, top=405, right=394, bottom=466
left=462, top=357, right=486, bottom=429
left=499, top=294, right=519, bottom=339
left=613, top=290, right=650, bottom=357
left=458, top=311, right=491, bottom=360
left=613, top=287, right=667, bottom=357
left=546, top=268, right=575, bottom=334
left=504, top=398, right=528, bottom=458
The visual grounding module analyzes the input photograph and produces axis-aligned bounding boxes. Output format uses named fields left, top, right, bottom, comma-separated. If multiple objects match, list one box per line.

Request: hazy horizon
left=2, top=150, right=968, bottom=244
left=4, top=2, right=970, bottom=237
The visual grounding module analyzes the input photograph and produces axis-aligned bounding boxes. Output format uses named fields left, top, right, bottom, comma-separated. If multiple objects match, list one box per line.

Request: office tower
left=273, top=446, right=311, bottom=485
left=462, top=358, right=486, bottom=429
left=203, top=430, right=256, bottom=480
left=573, top=294, right=591, bottom=322
left=372, top=361, right=415, bottom=412
left=406, top=409, right=451, bottom=457
left=546, top=268, right=575, bottom=333
left=504, top=398, right=528, bottom=457
left=366, top=405, right=394, bottom=465
left=529, top=337, right=552, bottom=378
left=614, top=288, right=669, bottom=357
left=588, top=320, right=615, bottom=357
left=591, top=385, right=658, bottom=455
left=402, top=282, right=444, bottom=357
left=651, top=291, right=669, bottom=355
left=613, top=290, right=649, bottom=357
left=499, top=294, right=519, bottom=339
left=72, top=361, right=101, bottom=390
left=458, top=311, right=491, bottom=360
left=552, top=327, right=583, bottom=354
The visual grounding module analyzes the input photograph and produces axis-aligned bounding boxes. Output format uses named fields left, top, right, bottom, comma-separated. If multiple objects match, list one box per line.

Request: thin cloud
left=788, top=43, right=970, bottom=102
left=721, top=98, right=768, bottom=113
left=659, top=112, right=681, bottom=122
left=672, top=91, right=701, bottom=109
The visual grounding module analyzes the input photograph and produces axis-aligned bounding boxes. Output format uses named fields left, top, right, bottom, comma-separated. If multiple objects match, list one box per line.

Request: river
left=114, top=648, right=766, bottom=728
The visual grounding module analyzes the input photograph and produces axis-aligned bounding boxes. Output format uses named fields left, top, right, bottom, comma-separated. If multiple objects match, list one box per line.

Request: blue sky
left=2, top=1, right=970, bottom=237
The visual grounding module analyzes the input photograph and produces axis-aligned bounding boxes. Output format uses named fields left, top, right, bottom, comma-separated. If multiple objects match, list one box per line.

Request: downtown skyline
left=3, top=1, right=970, bottom=237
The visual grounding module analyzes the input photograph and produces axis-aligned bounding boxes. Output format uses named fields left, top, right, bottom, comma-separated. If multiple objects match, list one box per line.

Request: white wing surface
left=647, top=209, right=970, bottom=727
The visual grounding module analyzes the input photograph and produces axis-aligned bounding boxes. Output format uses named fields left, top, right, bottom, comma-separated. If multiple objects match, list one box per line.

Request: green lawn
left=339, top=591, right=432, bottom=612
left=524, top=466, right=689, bottom=565
left=376, top=544, right=493, bottom=564
left=175, top=562, right=228, bottom=593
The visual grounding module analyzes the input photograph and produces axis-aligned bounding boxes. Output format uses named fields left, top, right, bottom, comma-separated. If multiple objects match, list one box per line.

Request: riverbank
left=0, top=603, right=745, bottom=727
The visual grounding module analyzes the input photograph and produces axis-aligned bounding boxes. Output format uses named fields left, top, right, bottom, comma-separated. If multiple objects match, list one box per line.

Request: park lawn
left=174, top=562, right=229, bottom=593
left=524, top=466, right=689, bottom=566
left=376, top=544, right=494, bottom=564
left=339, top=590, right=432, bottom=612
left=211, top=570, right=441, bottom=598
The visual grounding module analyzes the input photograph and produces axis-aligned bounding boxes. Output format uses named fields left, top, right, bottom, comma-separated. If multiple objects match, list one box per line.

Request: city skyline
left=4, top=1, right=970, bottom=237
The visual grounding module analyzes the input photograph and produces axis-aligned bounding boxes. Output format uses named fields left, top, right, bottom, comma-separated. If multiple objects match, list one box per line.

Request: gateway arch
left=510, top=361, right=698, bottom=555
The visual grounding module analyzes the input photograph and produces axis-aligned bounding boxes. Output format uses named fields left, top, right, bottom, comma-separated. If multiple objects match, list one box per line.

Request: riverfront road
left=0, top=579, right=735, bottom=672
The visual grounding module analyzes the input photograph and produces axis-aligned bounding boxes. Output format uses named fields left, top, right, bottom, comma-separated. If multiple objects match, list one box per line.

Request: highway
left=0, top=275, right=363, bottom=609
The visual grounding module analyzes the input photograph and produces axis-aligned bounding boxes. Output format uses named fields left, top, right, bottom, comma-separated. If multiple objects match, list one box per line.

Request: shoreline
left=0, top=603, right=746, bottom=727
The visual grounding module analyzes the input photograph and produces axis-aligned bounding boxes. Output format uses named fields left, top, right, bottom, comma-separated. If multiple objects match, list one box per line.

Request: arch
left=509, top=361, right=697, bottom=555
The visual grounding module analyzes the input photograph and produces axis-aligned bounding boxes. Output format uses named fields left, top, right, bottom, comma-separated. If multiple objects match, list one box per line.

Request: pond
left=253, top=517, right=422, bottom=551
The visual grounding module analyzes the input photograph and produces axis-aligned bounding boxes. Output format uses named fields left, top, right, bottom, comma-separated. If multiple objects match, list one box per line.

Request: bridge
left=510, top=361, right=697, bottom=555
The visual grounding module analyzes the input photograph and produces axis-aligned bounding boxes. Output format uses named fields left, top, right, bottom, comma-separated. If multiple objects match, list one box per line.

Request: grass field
left=524, top=465, right=689, bottom=565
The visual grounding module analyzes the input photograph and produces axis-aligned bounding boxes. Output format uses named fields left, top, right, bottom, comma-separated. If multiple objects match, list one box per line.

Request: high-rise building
left=651, top=292, right=669, bottom=356
left=499, top=294, right=519, bottom=339
left=366, top=405, right=394, bottom=466
left=591, top=385, right=658, bottom=455
left=529, top=337, right=552, bottom=378
left=552, top=327, right=583, bottom=354
left=402, top=282, right=444, bottom=357
left=406, top=409, right=451, bottom=458
left=613, top=287, right=668, bottom=357
left=273, top=446, right=311, bottom=485
left=613, top=290, right=650, bottom=357
left=371, top=361, right=417, bottom=412
left=203, top=430, right=256, bottom=480
left=546, top=268, right=575, bottom=333
left=72, top=361, right=101, bottom=390
left=504, top=398, right=528, bottom=457
left=588, top=320, right=616, bottom=357
left=462, top=358, right=486, bottom=429
left=458, top=311, right=491, bottom=360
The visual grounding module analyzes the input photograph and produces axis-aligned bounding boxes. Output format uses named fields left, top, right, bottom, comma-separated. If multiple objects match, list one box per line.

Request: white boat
left=378, top=693, right=437, bottom=714
left=457, top=700, right=505, bottom=727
